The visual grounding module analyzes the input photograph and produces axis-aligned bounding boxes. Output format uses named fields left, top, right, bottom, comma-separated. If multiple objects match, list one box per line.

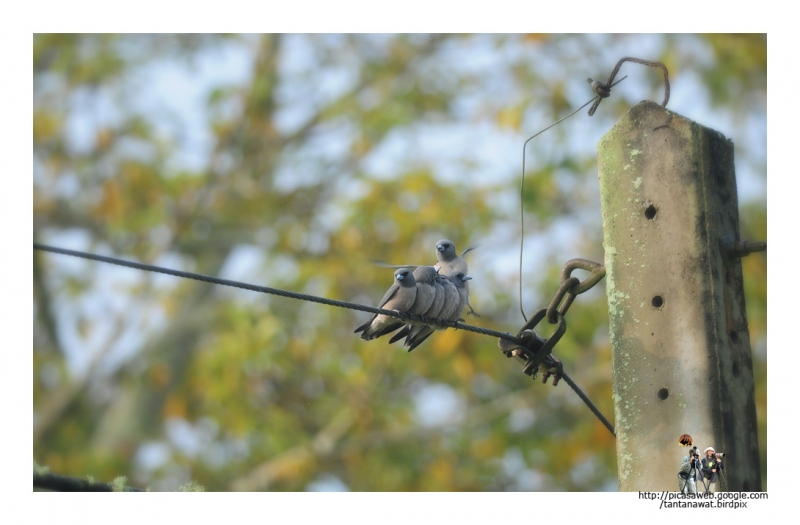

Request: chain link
left=546, top=258, right=606, bottom=323
left=503, top=258, right=606, bottom=382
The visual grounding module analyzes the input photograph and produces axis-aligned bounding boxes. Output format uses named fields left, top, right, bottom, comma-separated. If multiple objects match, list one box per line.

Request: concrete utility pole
left=597, top=101, right=761, bottom=491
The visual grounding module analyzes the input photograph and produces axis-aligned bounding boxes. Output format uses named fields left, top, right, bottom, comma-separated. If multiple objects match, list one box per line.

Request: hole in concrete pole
left=644, top=204, right=657, bottom=219
left=652, top=295, right=664, bottom=308
left=657, top=388, right=669, bottom=400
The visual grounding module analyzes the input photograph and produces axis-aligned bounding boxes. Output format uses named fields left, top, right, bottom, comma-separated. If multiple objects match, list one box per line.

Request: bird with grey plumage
left=409, top=266, right=437, bottom=316
left=433, top=239, right=473, bottom=274
left=374, top=238, right=479, bottom=316
left=435, top=271, right=462, bottom=324
left=393, top=270, right=473, bottom=352
left=353, top=268, right=417, bottom=341
left=447, top=270, right=471, bottom=320
left=388, top=266, right=447, bottom=346
left=433, top=239, right=478, bottom=317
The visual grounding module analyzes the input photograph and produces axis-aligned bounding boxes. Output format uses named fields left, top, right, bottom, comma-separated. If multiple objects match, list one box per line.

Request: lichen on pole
left=597, top=100, right=761, bottom=491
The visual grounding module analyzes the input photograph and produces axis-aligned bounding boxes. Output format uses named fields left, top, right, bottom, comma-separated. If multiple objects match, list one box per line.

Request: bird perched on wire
left=408, top=266, right=438, bottom=316
left=389, top=266, right=447, bottom=346
left=373, top=238, right=479, bottom=316
left=354, top=268, right=417, bottom=341
left=435, top=271, right=463, bottom=324
left=434, top=239, right=478, bottom=317
left=373, top=239, right=476, bottom=273
left=433, top=239, right=474, bottom=274
left=392, top=270, right=473, bottom=352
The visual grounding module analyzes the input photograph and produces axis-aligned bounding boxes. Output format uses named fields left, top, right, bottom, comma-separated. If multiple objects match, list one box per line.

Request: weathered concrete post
left=597, top=101, right=761, bottom=491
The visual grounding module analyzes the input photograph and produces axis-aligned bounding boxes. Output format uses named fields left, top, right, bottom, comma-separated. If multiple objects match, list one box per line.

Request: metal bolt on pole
left=597, top=101, right=761, bottom=491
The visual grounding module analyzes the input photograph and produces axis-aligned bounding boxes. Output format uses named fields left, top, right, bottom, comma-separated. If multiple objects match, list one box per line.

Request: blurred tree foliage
left=33, top=34, right=766, bottom=491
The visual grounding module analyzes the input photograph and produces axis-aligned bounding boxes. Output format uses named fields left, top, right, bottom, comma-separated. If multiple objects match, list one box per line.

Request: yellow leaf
left=453, top=354, right=474, bottom=381
left=470, top=437, right=499, bottom=459
left=432, top=329, right=462, bottom=357
left=426, top=457, right=453, bottom=489
left=149, top=362, right=171, bottom=389
left=93, top=181, right=124, bottom=221
left=523, top=34, right=548, bottom=43
left=163, top=394, right=187, bottom=419
left=496, top=107, right=522, bottom=131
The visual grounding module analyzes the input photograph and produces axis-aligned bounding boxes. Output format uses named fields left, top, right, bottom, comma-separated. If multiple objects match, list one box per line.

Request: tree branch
left=34, top=316, right=126, bottom=446
left=33, top=242, right=63, bottom=355
left=229, top=407, right=356, bottom=491
left=33, top=470, right=144, bottom=492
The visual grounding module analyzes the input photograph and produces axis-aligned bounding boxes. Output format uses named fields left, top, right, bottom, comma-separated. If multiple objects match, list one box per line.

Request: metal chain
left=546, top=258, right=606, bottom=323
left=501, top=257, right=614, bottom=435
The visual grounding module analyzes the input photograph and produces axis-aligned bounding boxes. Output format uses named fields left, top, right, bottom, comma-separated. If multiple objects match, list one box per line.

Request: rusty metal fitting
left=547, top=277, right=580, bottom=324
left=545, top=259, right=606, bottom=323
left=724, top=240, right=766, bottom=258
left=498, top=308, right=566, bottom=385
left=540, top=358, right=564, bottom=385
